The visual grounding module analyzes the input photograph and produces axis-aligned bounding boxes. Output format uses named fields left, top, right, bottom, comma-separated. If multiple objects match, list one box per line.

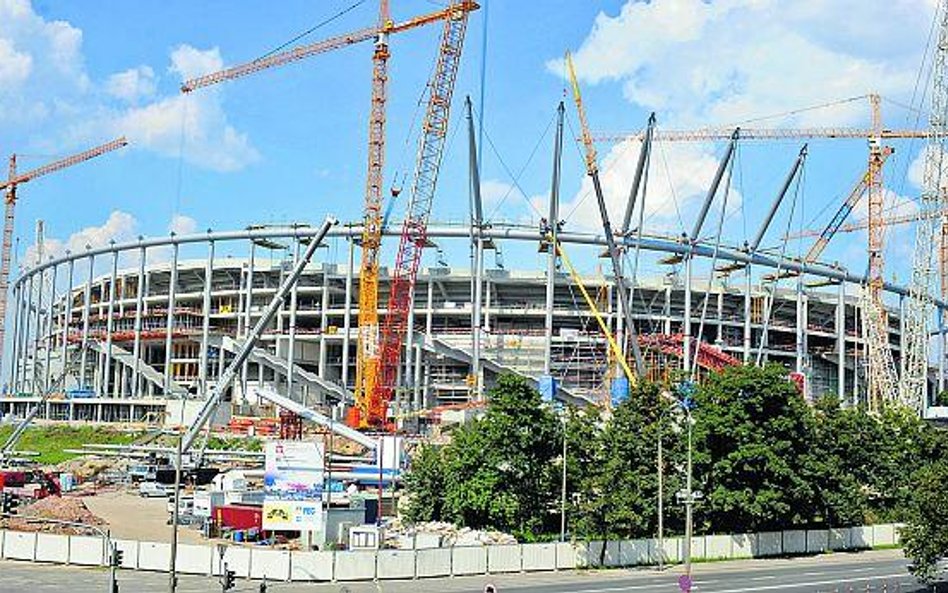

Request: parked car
left=138, top=482, right=167, bottom=498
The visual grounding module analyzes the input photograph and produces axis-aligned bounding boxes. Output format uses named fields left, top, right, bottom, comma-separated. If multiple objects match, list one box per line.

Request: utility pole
left=657, top=418, right=664, bottom=571
left=168, top=432, right=183, bottom=592
left=560, top=411, right=567, bottom=542
left=683, top=408, right=693, bottom=579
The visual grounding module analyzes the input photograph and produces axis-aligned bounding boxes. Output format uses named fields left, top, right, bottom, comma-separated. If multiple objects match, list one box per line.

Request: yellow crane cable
left=552, top=235, right=637, bottom=387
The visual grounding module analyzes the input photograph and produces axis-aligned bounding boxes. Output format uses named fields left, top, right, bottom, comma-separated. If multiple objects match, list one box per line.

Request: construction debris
left=1, top=496, right=105, bottom=535
left=384, top=518, right=517, bottom=548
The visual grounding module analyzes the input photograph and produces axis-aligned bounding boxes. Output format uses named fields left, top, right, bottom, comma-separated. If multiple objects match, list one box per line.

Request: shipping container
left=215, top=504, right=263, bottom=531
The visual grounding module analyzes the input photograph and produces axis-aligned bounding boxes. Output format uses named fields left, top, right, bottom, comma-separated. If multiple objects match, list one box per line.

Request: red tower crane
left=353, top=0, right=474, bottom=428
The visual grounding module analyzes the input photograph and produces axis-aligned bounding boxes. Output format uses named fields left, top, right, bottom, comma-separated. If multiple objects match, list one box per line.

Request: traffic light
left=111, top=548, right=124, bottom=567
left=222, top=568, right=236, bottom=591
left=1, top=493, right=19, bottom=515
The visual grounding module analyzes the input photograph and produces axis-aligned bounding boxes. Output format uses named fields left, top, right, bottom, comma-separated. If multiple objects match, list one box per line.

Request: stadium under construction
left=0, top=216, right=943, bottom=429
left=2, top=0, right=947, bottom=434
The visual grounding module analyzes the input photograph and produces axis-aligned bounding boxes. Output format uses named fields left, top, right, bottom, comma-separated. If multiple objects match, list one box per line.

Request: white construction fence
left=0, top=524, right=903, bottom=582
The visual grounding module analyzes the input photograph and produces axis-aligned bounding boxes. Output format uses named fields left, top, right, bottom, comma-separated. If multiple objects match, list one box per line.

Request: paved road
left=0, top=549, right=934, bottom=593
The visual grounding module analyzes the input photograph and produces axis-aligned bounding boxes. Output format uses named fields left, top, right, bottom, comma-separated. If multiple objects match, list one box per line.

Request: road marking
left=692, top=572, right=908, bottom=593
left=546, top=572, right=909, bottom=593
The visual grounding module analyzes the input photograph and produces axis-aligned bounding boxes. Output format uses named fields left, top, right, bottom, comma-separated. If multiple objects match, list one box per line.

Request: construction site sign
left=263, top=440, right=324, bottom=531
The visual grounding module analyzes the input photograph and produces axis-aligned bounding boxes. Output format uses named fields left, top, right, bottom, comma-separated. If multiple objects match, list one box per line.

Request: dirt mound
left=1, top=496, right=106, bottom=535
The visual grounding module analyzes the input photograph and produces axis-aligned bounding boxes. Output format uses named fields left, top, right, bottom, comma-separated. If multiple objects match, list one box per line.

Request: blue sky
left=0, top=0, right=939, bottom=286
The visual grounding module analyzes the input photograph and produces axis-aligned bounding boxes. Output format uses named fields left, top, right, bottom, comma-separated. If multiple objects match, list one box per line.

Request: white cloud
left=106, top=65, right=156, bottom=103
left=169, top=213, right=198, bottom=235
left=554, top=0, right=930, bottom=128
left=23, top=211, right=202, bottom=269
left=23, top=210, right=138, bottom=267
left=168, top=44, right=223, bottom=81
left=0, top=2, right=258, bottom=172
left=553, top=0, right=930, bottom=244
left=0, top=38, right=31, bottom=87
left=0, top=0, right=88, bottom=124
left=558, top=137, right=742, bottom=235
left=113, top=88, right=260, bottom=173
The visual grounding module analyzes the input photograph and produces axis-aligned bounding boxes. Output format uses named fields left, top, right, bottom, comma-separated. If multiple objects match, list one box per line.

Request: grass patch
left=0, top=424, right=140, bottom=465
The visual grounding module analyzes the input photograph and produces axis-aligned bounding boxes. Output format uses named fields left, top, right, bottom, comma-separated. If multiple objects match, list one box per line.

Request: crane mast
left=901, top=0, right=948, bottom=413
left=351, top=0, right=392, bottom=428
left=0, top=137, right=128, bottom=379
left=362, top=0, right=473, bottom=428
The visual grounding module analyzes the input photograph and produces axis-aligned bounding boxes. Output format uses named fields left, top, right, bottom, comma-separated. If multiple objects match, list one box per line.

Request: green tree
left=902, top=459, right=948, bottom=584
left=693, top=364, right=817, bottom=533
left=438, top=375, right=562, bottom=539
left=807, top=395, right=871, bottom=526
left=570, top=381, right=685, bottom=541
left=402, top=442, right=445, bottom=523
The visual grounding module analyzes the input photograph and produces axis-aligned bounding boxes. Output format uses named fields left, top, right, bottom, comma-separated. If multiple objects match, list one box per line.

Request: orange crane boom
left=180, top=3, right=480, bottom=93
left=786, top=208, right=936, bottom=240
left=589, top=127, right=926, bottom=144
left=0, top=136, right=128, bottom=378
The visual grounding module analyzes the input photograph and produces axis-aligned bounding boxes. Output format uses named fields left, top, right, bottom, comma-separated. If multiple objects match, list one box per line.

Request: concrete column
left=683, top=256, right=692, bottom=372
left=79, top=252, right=94, bottom=390
left=425, top=279, right=434, bottom=335
left=341, top=238, right=354, bottom=389
left=32, top=267, right=44, bottom=393
left=21, top=275, right=34, bottom=393
left=853, top=303, right=861, bottom=407
left=8, top=283, right=20, bottom=391
left=163, top=243, right=178, bottom=395
left=43, top=263, right=57, bottom=392
left=796, top=277, right=805, bottom=374
left=899, top=295, right=906, bottom=369
left=132, top=246, right=146, bottom=398
left=744, top=268, right=752, bottom=363
left=20, top=277, right=34, bottom=393
left=286, top=241, right=300, bottom=398
left=716, top=285, right=724, bottom=345
left=837, top=281, right=846, bottom=402
left=199, top=240, right=215, bottom=388
left=543, top=252, right=556, bottom=375
left=664, top=285, right=672, bottom=334
left=318, top=263, right=330, bottom=378
left=413, top=342, right=423, bottom=409
left=484, top=278, right=491, bottom=333
left=471, top=241, right=485, bottom=399
left=60, top=258, right=74, bottom=384
left=940, top=308, right=946, bottom=394
left=241, top=242, right=255, bottom=396
left=103, top=249, right=118, bottom=397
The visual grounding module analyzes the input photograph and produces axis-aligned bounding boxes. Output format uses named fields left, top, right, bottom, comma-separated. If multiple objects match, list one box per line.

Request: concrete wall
left=0, top=524, right=905, bottom=582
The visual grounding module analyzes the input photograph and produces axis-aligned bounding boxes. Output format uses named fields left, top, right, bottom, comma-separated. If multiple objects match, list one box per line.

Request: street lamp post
left=657, top=417, right=664, bottom=571
left=560, top=411, right=568, bottom=542
left=169, top=432, right=183, bottom=592
left=683, top=406, right=694, bottom=580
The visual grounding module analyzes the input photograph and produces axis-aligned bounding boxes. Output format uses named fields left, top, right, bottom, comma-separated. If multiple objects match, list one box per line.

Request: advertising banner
left=263, top=440, right=324, bottom=531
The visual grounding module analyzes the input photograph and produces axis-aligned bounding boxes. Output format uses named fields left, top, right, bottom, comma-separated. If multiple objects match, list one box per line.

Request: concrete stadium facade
left=0, top=222, right=941, bottom=425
